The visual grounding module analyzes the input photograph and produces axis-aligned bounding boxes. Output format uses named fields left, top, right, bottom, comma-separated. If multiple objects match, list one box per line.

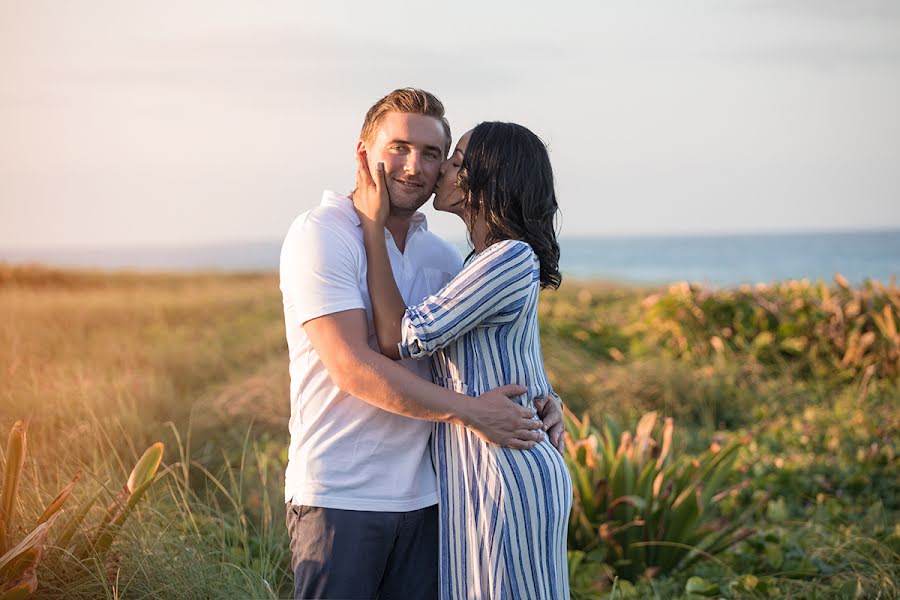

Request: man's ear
left=356, top=139, right=366, bottom=155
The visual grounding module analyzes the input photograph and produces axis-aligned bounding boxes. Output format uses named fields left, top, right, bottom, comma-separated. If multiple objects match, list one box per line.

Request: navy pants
left=286, top=503, right=438, bottom=600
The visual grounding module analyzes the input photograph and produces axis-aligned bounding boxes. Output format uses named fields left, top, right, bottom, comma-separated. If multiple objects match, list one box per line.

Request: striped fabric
left=399, top=239, right=572, bottom=599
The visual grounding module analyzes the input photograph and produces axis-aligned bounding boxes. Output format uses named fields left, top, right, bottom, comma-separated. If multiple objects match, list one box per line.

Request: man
left=280, top=88, right=564, bottom=599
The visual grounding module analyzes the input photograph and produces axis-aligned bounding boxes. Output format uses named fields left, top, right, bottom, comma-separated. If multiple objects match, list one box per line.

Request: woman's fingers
left=355, top=149, right=375, bottom=188
left=375, top=161, right=384, bottom=190
left=375, top=162, right=391, bottom=217
left=543, top=412, right=563, bottom=430
left=354, top=153, right=368, bottom=197
left=553, top=431, right=565, bottom=455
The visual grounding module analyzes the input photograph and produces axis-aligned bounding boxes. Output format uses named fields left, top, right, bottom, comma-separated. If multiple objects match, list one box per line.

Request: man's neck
left=385, top=213, right=413, bottom=254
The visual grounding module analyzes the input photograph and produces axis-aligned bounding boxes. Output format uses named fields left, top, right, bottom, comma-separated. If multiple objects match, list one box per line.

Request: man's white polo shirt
left=279, top=190, right=463, bottom=511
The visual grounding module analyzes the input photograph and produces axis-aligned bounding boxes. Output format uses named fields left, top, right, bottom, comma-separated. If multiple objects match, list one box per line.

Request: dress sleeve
left=398, top=239, right=538, bottom=359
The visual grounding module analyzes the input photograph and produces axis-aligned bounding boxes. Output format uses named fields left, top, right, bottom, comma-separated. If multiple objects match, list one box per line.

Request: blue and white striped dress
left=398, top=239, right=572, bottom=599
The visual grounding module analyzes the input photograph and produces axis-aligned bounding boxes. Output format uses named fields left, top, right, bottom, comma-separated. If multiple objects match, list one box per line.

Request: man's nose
left=404, top=152, right=421, bottom=175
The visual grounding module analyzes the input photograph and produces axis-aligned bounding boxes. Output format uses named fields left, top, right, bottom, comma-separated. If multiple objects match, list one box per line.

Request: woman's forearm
left=361, top=223, right=407, bottom=359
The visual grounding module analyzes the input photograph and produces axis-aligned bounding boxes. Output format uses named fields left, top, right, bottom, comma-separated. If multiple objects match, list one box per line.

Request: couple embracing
left=279, top=88, right=572, bottom=599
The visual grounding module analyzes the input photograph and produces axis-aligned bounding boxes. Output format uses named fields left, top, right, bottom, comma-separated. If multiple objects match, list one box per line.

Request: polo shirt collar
left=321, top=190, right=429, bottom=234
left=321, top=190, right=360, bottom=226
left=409, top=210, right=428, bottom=234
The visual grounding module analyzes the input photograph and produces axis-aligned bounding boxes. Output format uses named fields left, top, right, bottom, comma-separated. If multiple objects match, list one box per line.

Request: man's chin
left=389, top=186, right=431, bottom=211
left=389, top=198, right=428, bottom=215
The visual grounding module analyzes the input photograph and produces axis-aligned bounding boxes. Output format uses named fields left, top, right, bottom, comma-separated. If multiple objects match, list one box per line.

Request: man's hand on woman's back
left=459, top=385, right=545, bottom=450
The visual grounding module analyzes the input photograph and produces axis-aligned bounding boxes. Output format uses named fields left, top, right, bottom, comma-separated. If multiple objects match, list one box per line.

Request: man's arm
left=303, top=308, right=544, bottom=449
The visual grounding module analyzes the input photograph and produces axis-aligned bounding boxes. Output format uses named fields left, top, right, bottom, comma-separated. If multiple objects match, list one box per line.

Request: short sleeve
left=398, top=240, right=537, bottom=359
left=280, top=217, right=365, bottom=325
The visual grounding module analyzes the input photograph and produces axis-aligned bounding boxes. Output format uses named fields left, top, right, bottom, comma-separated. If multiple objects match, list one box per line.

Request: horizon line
left=2, top=225, right=899, bottom=253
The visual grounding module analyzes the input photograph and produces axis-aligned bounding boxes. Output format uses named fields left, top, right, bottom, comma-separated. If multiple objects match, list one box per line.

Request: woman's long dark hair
left=459, top=122, right=562, bottom=289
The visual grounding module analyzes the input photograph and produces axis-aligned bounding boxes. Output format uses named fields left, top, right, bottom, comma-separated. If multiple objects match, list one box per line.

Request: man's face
left=359, top=112, right=447, bottom=215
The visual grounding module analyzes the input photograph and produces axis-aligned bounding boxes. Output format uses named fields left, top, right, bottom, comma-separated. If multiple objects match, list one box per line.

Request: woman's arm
left=353, top=151, right=537, bottom=362
left=399, top=238, right=536, bottom=359
left=353, top=151, right=407, bottom=359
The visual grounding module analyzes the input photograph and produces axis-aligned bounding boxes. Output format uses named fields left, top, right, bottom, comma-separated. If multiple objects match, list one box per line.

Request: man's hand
left=461, top=385, right=545, bottom=449
left=534, top=393, right=565, bottom=456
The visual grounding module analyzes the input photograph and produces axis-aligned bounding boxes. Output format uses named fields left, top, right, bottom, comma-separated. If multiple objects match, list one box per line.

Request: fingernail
left=378, top=162, right=384, bottom=171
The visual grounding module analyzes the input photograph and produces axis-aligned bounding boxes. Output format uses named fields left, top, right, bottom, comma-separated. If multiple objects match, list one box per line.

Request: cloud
left=41, top=28, right=568, bottom=102
left=741, top=40, right=900, bottom=69
left=741, top=0, right=900, bottom=21
left=700, top=1, right=900, bottom=70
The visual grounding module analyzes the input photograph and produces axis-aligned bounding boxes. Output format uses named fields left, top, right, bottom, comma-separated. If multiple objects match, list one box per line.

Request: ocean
left=558, top=231, right=899, bottom=286
left=2, top=230, right=897, bottom=287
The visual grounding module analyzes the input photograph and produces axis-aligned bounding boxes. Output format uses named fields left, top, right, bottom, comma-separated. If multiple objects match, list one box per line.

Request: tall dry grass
left=1, top=265, right=293, bottom=598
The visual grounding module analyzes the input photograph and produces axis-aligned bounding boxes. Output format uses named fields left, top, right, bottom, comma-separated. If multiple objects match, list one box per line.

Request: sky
left=1, top=0, right=899, bottom=249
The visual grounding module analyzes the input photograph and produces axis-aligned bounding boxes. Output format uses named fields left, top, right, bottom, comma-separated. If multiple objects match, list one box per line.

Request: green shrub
left=632, top=276, right=900, bottom=382
left=564, top=409, right=754, bottom=591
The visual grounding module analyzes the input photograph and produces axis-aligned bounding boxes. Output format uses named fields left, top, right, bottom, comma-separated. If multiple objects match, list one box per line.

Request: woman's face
left=433, top=129, right=473, bottom=215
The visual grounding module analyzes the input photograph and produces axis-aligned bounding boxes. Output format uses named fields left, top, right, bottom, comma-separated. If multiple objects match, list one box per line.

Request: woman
left=354, top=122, right=571, bottom=599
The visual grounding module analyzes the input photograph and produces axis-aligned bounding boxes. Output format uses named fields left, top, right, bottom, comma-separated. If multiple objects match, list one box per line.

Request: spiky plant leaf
left=86, top=442, right=164, bottom=558
left=0, top=421, right=26, bottom=555
left=126, top=442, right=163, bottom=494
left=0, top=514, right=56, bottom=577
left=35, top=472, right=80, bottom=526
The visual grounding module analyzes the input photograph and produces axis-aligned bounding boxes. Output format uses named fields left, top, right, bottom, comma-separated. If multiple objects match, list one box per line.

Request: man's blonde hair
left=360, top=88, right=451, bottom=153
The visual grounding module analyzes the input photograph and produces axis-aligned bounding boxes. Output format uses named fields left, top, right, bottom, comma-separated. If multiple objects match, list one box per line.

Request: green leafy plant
left=0, top=421, right=78, bottom=599
left=564, top=409, right=754, bottom=587
left=633, top=275, right=900, bottom=382
left=0, top=420, right=164, bottom=598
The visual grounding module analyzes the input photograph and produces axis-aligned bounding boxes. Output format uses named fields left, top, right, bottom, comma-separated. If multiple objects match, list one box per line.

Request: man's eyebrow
left=387, top=139, right=444, bottom=153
